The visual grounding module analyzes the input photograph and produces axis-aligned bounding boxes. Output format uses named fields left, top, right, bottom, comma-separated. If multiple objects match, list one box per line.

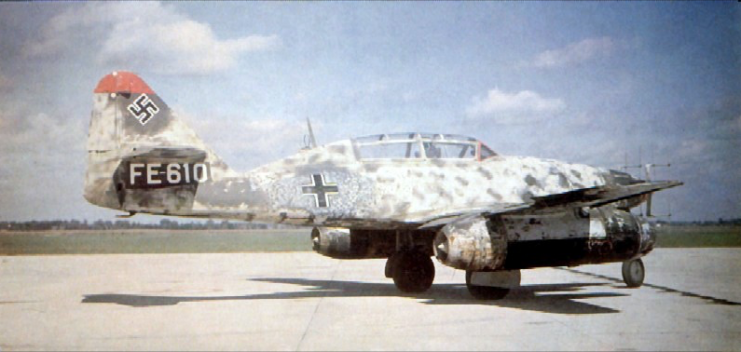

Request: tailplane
left=84, top=71, right=233, bottom=214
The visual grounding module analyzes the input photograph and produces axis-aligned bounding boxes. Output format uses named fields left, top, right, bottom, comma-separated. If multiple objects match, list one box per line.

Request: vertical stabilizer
left=84, top=71, right=234, bottom=213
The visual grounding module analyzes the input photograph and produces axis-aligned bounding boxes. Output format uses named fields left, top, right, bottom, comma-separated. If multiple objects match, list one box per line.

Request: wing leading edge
left=419, top=180, right=683, bottom=228
left=530, top=180, right=683, bottom=209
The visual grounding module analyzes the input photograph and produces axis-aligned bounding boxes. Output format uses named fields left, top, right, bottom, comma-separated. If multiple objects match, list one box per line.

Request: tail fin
left=84, top=71, right=233, bottom=214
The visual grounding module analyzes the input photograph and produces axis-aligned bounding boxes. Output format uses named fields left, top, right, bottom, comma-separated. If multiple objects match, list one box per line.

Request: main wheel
left=465, top=270, right=510, bottom=300
left=385, top=252, right=402, bottom=278
left=622, top=258, right=645, bottom=288
left=392, top=251, right=435, bottom=293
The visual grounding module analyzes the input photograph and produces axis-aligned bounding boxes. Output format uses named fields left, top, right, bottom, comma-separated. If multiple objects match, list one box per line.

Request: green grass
left=0, top=229, right=312, bottom=255
left=656, top=225, right=741, bottom=248
left=0, top=225, right=738, bottom=255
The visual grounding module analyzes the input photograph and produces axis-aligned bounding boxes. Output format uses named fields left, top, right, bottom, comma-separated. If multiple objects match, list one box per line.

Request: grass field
left=0, top=225, right=738, bottom=255
left=0, top=229, right=312, bottom=255
left=655, top=225, right=741, bottom=248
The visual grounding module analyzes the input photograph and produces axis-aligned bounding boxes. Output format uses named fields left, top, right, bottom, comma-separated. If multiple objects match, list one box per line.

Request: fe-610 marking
left=85, top=71, right=682, bottom=299
left=126, top=162, right=210, bottom=189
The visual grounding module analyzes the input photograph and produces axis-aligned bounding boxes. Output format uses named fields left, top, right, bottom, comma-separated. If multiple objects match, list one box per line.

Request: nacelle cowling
left=433, top=215, right=507, bottom=271
left=311, top=227, right=396, bottom=259
left=434, top=208, right=656, bottom=271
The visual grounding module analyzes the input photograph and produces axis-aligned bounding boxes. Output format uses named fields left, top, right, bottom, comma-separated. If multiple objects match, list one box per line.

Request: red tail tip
left=94, top=71, right=154, bottom=95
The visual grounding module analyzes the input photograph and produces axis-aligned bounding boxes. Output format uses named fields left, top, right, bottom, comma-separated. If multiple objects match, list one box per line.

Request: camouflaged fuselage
left=84, top=72, right=626, bottom=229
left=206, top=143, right=615, bottom=228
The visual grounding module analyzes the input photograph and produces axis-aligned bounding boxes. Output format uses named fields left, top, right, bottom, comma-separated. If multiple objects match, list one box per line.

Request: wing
left=529, top=180, right=683, bottom=209
left=418, top=180, right=683, bottom=228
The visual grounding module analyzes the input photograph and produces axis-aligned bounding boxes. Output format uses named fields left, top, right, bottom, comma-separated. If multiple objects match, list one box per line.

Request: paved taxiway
left=1, top=248, right=739, bottom=351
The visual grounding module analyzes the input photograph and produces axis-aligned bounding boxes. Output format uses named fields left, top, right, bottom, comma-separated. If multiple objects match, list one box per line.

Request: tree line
left=658, top=218, right=741, bottom=226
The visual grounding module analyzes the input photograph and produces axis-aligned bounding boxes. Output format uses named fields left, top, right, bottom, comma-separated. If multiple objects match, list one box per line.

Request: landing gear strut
left=622, top=258, right=645, bottom=288
left=386, top=231, right=435, bottom=293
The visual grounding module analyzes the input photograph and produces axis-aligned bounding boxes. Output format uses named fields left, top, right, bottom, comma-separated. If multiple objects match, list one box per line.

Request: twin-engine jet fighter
left=85, top=72, right=682, bottom=299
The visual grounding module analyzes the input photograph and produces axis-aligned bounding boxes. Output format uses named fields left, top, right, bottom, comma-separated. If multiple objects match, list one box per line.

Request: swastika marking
left=127, top=94, right=160, bottom=125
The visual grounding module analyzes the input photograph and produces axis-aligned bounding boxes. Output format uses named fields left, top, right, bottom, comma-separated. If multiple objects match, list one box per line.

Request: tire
left=392, top=251, right=435, bottom=293
left=465, top=270, right=510, bottom=300
left=622, top=258, right=645, bottom=288
left=385, top=252, right=402, bottom=278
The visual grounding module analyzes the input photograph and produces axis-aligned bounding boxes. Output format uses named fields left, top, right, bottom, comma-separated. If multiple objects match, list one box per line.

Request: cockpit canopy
left=353, top=133, right=497, bottom=161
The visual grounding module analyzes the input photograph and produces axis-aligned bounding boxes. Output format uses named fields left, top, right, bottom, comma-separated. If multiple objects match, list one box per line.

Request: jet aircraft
left=85, top=71, right=682, bottom=299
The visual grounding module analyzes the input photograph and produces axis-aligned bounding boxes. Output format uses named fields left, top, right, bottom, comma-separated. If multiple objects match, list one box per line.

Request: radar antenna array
left=622, top=148, right=673, bottom=218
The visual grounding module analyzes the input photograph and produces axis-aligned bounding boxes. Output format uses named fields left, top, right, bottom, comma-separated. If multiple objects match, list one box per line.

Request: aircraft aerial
left=85, top=71, right=682, bottom=299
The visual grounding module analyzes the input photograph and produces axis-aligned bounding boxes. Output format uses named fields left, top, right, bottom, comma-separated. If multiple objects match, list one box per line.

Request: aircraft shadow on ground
left=82, top=279, right=625, bottom=315
left=559, top=267, right=741, bottom=306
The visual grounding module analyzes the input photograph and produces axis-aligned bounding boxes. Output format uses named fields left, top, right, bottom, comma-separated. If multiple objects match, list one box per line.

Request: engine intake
left=433, top=215, right=507, bottom=271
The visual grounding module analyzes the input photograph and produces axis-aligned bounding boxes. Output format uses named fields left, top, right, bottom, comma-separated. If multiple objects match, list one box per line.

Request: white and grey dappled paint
left=0, top=2, right=738, bottom=222
left=85, top=72, right=680, bottom=231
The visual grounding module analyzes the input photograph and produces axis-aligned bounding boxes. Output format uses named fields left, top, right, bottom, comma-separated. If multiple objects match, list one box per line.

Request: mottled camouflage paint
left=85, top=78, right=615, bottom=224
left=85, top=72, right=680, bottom=273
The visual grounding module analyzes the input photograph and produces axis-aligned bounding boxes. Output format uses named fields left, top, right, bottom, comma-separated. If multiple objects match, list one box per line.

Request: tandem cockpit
left=352, top=133, right=497, bottom=161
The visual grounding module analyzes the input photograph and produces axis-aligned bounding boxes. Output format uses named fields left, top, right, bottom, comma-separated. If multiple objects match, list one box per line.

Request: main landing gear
left=385, top=250, right=435, bottom=293
left=465, top=270, right=521, bottom=300
left=622, top=258, right=645, bottom=288
left=385, top=231, right=435, bottom=293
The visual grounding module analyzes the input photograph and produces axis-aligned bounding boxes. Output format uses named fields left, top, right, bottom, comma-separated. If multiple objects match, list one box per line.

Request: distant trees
left=656, top=218, right=741, bottom=226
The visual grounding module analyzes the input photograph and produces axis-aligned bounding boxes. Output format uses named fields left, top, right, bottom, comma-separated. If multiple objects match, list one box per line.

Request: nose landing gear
left=622, top=258, right=645, bottom=288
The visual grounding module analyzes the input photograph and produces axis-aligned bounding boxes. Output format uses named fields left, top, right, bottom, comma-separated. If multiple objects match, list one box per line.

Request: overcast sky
left=0, top=2, right=738, bottom=222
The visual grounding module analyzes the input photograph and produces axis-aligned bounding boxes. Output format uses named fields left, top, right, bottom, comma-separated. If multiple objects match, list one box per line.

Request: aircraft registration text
left=125, top=162, right=211, bottom=188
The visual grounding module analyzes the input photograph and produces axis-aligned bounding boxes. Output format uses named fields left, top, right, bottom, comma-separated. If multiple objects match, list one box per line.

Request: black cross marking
left=127, top=94, right=160, bottom=125
left=302, top=174, right=339, bottom=208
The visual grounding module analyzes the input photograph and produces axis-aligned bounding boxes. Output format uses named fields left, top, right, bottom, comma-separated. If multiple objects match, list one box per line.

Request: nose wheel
left=622, top=258, right=645, bottom=288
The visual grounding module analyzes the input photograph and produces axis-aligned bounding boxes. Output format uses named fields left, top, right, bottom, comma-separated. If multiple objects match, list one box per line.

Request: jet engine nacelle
left=434, top=208, right=656, bottom=271
left=311, top=227, right=396, bottom=259
left=433, top=215, right=508, bottom=271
